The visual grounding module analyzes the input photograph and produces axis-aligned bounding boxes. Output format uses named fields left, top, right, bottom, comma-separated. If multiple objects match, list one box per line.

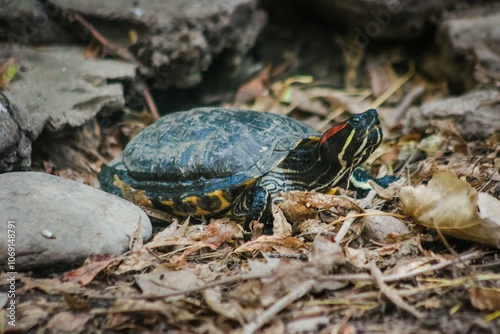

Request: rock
left=433, top=10, right=500, bottom=93
left=39, top=0, right=267, bottom=89
left=361, top=210, right=410, bottom=243
left=0, top=0, right=74, bottom=44
left=297, top=0, right=452, bottom=41
left=403, top=89, right=500, bottom=139
left=0, top=45, right=136, bottom=172
left=0, top=172, right=152, bottom=271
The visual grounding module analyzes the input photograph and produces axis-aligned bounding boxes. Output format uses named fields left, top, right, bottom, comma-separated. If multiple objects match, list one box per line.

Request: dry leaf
left=469, top=287, right=500, bottom=311
left=0, top=58, right=17, bottom=89
left=234, top=64, right=271, bottom=105
left=46, top=311, right=91, bottom=333
left=200, top=218, right=242, bottom=249
left=309, top=236, right=345, bottom=272
left=62, top=254, right=120, bottom=286
left=134, top=265, right=218, bottom=297
left=400, top=171, right=500, bottom=247
left=280, top=191, right=361, bottom=223
left=203, top=287, right=247, bottom=322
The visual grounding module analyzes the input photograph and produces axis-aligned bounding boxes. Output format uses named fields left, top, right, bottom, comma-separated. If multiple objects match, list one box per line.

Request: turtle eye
left=349, top=116, right=363, bottom=128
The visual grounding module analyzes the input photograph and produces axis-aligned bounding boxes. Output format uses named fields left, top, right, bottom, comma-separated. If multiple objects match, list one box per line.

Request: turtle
left=98, top=107, right=383, bottom=239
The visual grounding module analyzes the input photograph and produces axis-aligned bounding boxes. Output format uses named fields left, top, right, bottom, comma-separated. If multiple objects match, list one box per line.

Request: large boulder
left=39, top=0, right=267, bottom=89
left=298, top=0, right=453, bottom=40
left=0, top=0, right=74, bottom=44
left=0, top=172, right=152, bottom=271
left=433, top=10, right=500, bottom=93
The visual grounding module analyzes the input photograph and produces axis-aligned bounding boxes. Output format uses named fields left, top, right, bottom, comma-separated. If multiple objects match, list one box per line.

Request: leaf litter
left=9, top=54, right=500, bottom=334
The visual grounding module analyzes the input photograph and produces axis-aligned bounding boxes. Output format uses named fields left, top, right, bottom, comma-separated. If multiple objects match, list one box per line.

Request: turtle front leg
left=234, top=185, right=274, bottom=241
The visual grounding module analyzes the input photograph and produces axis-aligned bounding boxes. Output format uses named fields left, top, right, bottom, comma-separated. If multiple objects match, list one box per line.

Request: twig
left=317, top=250, right=483, bottom=284
left=393, top=84, right=425, bottom=122
left=70, top=13, right=159, bottom=120
left=382, top=250, right=482, bottom=282
left=334, top=210, right=357, bottom=244
left=91, top=272, right=273, bottom=300
left=71, top=13, right=150, bottom=75
left=242, top=279, right=315, bottom=334
left=370, top=262, right=425, bottom=319
left=141, top=85, right=160, bottom=120
left=316, top=211, right=408, bottom=243
left=370, top=61, right=415, bottom=109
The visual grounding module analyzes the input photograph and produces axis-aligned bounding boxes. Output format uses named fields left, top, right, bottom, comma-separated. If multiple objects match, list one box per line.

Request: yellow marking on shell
left=325, top=187, right=338, bottom=195
left=161, top=189, right=234, bottom=217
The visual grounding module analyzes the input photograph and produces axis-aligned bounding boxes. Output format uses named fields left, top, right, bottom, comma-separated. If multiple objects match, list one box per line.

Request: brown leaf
left=14, top=301, right=52, bottom=332
left=19, top=277, right=80, bottom=295
left=200, top=218, right=242, bottom=249
left=234, top=64, right=271, bottom=105
left=46, top=311, right=91, bottom=333
left=235, top=235, right=304, bottom=253
left=203, top=287, right=248, bottom=322
left=280, top=191, right=361, bottom=223
left=61, top=292, right=91, bottom=311
left=134, top=265, right=218, bottom=297
left=470, top=287, right=500, bottom=311
left=62, top=254, right=120, bottom=286
left=309, top=236, right=345, bottom=272
left=400, top=171, right=500, bottom=247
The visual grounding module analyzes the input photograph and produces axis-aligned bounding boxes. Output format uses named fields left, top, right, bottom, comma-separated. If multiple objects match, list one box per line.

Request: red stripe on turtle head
left=320, top=122, right=348, bottom=146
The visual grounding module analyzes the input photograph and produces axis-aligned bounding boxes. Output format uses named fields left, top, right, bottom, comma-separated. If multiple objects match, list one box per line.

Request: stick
left=242, top=279, right=315, bottom=334
left=370, top=262, right=425, bottom=319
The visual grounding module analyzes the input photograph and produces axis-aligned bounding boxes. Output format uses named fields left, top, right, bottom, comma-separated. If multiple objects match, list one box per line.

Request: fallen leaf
left=470, top=287, right=500, bottom=311
left=62, top=254, right=120, bottom=286
left=280, top=191, right=361, bottom=223
left=271, top=203, right=292, bottom=238
left=20, top=277, right=81, bottom=295
left=61, top=292, right=91, bottom=311
left=0, top=293, right=7, bottom=308
left=400, top=171, right=500, bottom=247
left=200, top=218, right=242, bottom=249
left=46, top=311, right=91, bottom=333
left=234, top=64, right=271, bottom=105
left=234, top=235, right=304, bottom=253
left=134, top=265, right=218, bottom=297
left=286, top=316, right=330, bottom=333
left=203, top=287, right=248, bottom=322
left=0, top=58, right=17, bottom=89
left=344, top=247, right=372, bottom=268
left=309, top=236, right=345, bottom=273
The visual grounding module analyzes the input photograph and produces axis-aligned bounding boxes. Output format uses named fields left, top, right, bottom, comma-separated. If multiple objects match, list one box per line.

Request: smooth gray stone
left=0, top=172, right=152, bottom=271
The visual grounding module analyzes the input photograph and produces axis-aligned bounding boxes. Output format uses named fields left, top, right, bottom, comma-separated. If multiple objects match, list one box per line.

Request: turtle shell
left=120, top=107, right=320, bottom=195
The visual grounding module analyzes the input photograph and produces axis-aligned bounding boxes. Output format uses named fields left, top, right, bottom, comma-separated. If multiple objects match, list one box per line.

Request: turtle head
left=319, top=109, right=382, bottom=168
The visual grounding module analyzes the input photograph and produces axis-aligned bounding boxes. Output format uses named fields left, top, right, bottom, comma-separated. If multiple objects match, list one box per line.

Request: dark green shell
left=102, top=107, right=320, bottom=197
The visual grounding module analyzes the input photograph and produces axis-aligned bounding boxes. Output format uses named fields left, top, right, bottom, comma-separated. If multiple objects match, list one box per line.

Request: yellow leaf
left=0, top=58, right=17, bottom=89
